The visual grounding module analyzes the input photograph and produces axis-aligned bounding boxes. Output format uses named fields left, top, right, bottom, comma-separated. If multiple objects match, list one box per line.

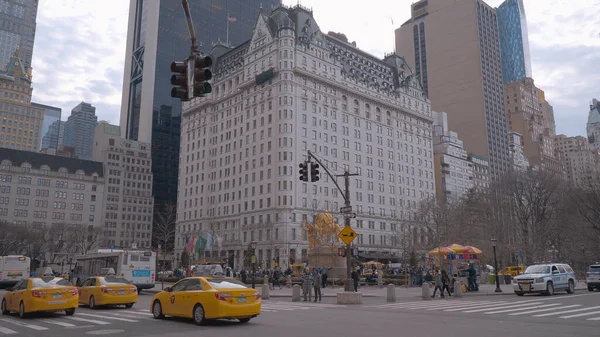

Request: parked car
left=512, top=263, right=576, bottom=296
left=586, top=264, right=600, bottom=291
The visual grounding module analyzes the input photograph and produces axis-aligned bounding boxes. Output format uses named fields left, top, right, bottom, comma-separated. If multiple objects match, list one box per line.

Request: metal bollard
left=264, top=276, right=269, bottom=285
left=378, top=276, right=383, bottom=289
left=387, top=284, right=396, bottom=302
left=422, top=283, right=431, bottom=300
left=454, top=281, right=463, bottom=297
left=287, top=275, right=292, bottom=288
left=262, top=284, right=270, bottom=300
left=292, top=284, right=301, bottom=302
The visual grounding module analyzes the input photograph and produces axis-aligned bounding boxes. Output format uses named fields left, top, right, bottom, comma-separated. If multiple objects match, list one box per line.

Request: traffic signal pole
left=181, top=0, right=199, bottom=54
left=306, top=151, right=358, bottom=292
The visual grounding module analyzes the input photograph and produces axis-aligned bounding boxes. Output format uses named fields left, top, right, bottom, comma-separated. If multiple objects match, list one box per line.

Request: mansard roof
left=0, top=47, right=32, bottom=83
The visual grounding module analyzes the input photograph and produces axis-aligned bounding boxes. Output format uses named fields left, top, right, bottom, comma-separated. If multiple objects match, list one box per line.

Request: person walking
left=321, top=267, right=328, bottom=289
left=431, top=270, right=444, bottom=298
left=313, top=268, right=322, bottom=302
left=351, top=268, right=360, bottom=292
left=302, top=268, right=314, bottom=302
left=441, top=270, right=452, bottom=297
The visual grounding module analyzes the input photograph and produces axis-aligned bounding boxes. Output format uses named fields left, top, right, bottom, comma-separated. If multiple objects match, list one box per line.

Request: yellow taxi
left=78, top=275, right=138, bottom=309
left=1, top=276, right=78, bottom=318
left=150, top=276, right=261, bottom=325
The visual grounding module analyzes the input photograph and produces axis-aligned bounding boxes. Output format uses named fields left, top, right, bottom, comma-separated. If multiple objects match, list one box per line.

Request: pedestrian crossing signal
left=338, top=248, right=346, bottom=257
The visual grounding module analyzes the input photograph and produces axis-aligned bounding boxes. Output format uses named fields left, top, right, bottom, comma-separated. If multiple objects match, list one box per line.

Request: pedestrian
left=351, top=268, right=360, bottom=292
left=241, top=268, right=247, bottom=284
left=468, top=264, right=479, bottom=291
left=431, top=270, right=444, bottom=298
left=302, top=268, right=314, bottom=302
left=441, top=270, right=452, bottom=297
left=313, top=268, right=322, bottom=302
left=321, top=267, right=328, bottom=289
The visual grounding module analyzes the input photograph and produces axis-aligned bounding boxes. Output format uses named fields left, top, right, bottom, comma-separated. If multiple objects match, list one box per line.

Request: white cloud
left=30, top=0, right=599, bottom=136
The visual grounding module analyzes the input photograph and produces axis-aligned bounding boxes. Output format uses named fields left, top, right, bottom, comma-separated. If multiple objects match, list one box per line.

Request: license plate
left=49, top=300, right=66, bottom=304
left=53, top=294, right=62, bottom=299
left=118, top=291, right=125, bottom=295
left=238, top=297, right=247, bottom=303
left=521, top=284, right=531, bottom=291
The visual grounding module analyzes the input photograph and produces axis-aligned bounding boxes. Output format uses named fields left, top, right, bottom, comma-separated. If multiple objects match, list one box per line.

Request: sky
left=30, top=0, right=600, bottom=137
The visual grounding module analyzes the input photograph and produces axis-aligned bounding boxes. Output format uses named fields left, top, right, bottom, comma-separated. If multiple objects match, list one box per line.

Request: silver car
left=586, top=264, right=600, bottom=291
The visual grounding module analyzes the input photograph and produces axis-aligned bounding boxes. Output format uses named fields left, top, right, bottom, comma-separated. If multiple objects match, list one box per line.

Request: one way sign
left=338, top=225, right=357, bottom=245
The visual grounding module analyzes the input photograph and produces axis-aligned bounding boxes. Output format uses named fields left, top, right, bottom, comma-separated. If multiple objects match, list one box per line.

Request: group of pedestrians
left=301, top=267, right=328, bottom=302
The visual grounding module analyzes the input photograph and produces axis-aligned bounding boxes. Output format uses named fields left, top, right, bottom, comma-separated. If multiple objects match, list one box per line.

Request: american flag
left=228, top=17, right=237, bottom=22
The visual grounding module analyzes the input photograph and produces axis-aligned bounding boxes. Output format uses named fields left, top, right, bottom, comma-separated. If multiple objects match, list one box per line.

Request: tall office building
left=0, top=0, right=38, bottom=71
left=63, top=102, right=98, bottom=160
left=41, top=120, right=63, bottom=151
left=497, top=0, right=532, bottom=84
left=587, top=98, right=600, bottom=151
left=395, top=0, right=511, bottom=180
left=0, top=48, right=44, bottom=151
left=33, top=102, right=62, bottom=150
left=119, top=0, right=281, bottom=225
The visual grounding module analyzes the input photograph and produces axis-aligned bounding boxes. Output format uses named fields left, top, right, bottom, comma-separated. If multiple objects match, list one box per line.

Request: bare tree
left=0, top=222, right=19, bottom=255
left=65, top=224, right=102, bottom=256
left=573, top=176, right=600, bottom=233
left=153, top=203, right=177, bottom=277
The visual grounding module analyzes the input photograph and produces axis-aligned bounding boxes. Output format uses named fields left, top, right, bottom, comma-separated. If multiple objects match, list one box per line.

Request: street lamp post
left=491, top=238, right=502, bottom=293
left=251, top=241, right=257, bottom=289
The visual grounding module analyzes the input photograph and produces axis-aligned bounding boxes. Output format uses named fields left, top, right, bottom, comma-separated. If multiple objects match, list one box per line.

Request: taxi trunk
left=29, top=287, right=78, bottom=312
left=98, top=285, right=138, bottom=305
left=209, top=288, right=261, bottom=319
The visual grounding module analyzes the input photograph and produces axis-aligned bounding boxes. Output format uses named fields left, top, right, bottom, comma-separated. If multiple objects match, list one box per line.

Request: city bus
left=0, top=255, right=31, bottom=287
left=74, top=250, right=156, bottom=290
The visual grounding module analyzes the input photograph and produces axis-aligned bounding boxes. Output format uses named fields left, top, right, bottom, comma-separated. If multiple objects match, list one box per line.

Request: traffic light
left=193, top=55, right=213, bottom=97
left=338, top=248, right=344, bottom=257
left=310, top=162, right=320, bottom=182
left=299, top=162, right=308, bottom=182
left=170, top=60, right=189, bottom=100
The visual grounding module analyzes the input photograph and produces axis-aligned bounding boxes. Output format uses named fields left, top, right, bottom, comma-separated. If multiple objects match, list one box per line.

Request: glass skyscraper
left=120, top=0, right=281, bottom=222
left=0, top=0, right=38, bottom=71
left=33, top=102, right=62, bottom=150
left=497, top=0, right=532, bottom=84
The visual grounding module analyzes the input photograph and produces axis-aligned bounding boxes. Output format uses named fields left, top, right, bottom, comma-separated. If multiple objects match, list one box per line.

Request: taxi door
left=12, top=280, right=29, bottom=310
left=164, top=280, right=189, bottom=317
left=5, top=280, right=24, bottom=311
left=179, top=278, right=204, bottom=318
left=78, top=278, right=95, bottom=305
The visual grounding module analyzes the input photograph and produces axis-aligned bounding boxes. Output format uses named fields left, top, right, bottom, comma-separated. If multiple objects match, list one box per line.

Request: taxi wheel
left=239, top=318, right=251, bottom=324
left=125, top=303, right=134, bottom=309
left=588, top=286, right=595, bottom=292
left=18, top=301, right=26, bottom=319
left=515, top=292, right=524, bottom=296
left=545, top=282, right=554, bottom=296
left=566, top=280, right=575, bottom=294
left=89, top=296, right=96, bottom=309
left=152, top=300, right=164, bottom=319
left=65, top=308, right=76, bottom=316
left=192, top=304, right=205, bottom=326
left=1, top=299, right=8, bottom=315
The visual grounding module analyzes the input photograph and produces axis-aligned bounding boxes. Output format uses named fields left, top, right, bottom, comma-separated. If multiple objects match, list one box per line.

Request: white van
left=192, top=264, right=224, bottom=277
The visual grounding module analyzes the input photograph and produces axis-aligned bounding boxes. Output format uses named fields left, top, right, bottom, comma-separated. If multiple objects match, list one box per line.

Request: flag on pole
left=228, top=17, right=237, bottom=22
left=194, top=236, right=207, bottom=257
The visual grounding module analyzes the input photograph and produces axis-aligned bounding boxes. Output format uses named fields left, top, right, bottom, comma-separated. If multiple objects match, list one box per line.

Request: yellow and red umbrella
left=462, top=246, right=483, bottom=254
left=428, top=246, right=454, bottom=255
left=448, top=243, right=467, bottom=253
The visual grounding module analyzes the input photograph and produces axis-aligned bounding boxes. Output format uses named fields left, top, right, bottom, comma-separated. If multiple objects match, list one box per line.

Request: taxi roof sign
left=338, top=225, right=357, bottom=245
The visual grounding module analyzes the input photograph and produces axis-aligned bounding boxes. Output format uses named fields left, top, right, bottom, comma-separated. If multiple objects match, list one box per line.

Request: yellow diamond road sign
left=338, top=225, right=357, bottom=245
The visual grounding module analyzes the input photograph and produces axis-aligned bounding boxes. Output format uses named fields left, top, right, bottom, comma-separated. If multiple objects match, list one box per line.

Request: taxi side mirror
left=552, top=270, right=559, bottom=274
left=164, top=287, right=173, bottom=292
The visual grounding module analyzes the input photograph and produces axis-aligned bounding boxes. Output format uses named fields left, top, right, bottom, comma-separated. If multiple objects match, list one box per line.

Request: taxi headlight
left=512, top=278, right=518, bottom=284
left=535, top=278, right=544, bottom=283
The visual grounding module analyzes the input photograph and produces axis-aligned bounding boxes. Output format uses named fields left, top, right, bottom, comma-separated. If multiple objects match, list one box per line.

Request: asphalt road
left=0, top=288, right=599, bottom=337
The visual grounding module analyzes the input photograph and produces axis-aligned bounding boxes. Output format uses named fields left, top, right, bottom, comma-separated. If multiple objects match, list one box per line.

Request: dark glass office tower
left=0, top=0, right=38, bottom=71
left=120, top=0, right=281, bottom=239
left=497, top=0, right=532, bottom=84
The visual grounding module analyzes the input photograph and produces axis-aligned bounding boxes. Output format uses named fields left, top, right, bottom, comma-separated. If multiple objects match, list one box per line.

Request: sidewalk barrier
left=262, top=284, right=270, bottom=300
left=292, top=284, right=301, bottom=302
left=378, top=276, right=383, bottom=289
left=421, top=283, right=431, bottom=300
left=454, top=282, right=463, bottom=297
left=287, top=275, right=292, bottom=288
left=386, top=284, right=396, bottom=302
left=264, top=276, right=269, bottom=285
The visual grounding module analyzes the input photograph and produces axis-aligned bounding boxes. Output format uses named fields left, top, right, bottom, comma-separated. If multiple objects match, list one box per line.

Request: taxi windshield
left=99, top=276, right=131, bottom=285
left=208, top=278, right=247, bottom=289
left=524, top=265, right=550, bottom=274
left=32, top=278, right=71, bottom=288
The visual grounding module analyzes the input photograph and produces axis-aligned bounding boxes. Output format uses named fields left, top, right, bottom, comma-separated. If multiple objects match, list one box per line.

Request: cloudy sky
left=31, top=0, right=599, bottom=137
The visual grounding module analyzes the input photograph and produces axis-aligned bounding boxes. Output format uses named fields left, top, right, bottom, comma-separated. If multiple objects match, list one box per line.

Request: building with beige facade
left=177, top=5, right=436, bottom=269
left=395, top=0, right=511, bottom=180
left=554, top=135, right=599, bottom=187
left=587, top=98, right=600, bottom=151
left=433, top=112, right=473, bottom=200
left=92, top=121, right=154, bottom=249
left=0, top=147, right=105, bottom=258
left=508, top=132, right=529, bottom=171
left=0, top=49, right=44, bottom=152
left=468, top=154, right=491, bottom=192
left=505, top=77, right=562, bottom=176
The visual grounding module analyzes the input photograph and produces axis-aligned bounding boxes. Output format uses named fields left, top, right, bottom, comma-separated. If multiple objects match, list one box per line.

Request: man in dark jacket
left=351, top=268, right=360, bottom=292
left=468, top=264, right=479, bottom=291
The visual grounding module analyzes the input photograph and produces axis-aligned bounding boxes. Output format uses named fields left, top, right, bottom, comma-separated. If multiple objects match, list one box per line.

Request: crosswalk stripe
left=77, top=313, right=139, bottom=322
left=533, top=306, right=600, bottom=317
left=586, top=317, right=600, bottom=321
left=484, top=303, right=562, bottom=315
left=463, top=302, right=543, bottom=313
left=443, top=302, right=510, bottom=312
left=121, top=310, right=153, bottom=316
left=105, top=312, right=149, bottom=319
left=560, top=310, right=600, bottom=319
left=508, top=305, right=581, bottom=316
left=372, top=301, right=488, bottom=310
left=0, top=326, right=17, bottom=335
left=0, top=318, right=48, bottom=331
left=423, top=302, right=502, bottom=311
left=63, top=316, right=111, bottom=325
left=40, top=319, right=76, bottom=327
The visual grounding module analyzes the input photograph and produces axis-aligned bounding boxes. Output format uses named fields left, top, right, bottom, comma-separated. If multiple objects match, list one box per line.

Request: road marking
left=560, top=310, right=600, bottom=319
left=483, top=303, right=562, bottom=314
left=77, top=313, right=139, bottom=322
left=586, top=317, right=600, bottom=321
left=40, top=319, right=76, bottom=327
left=444, top=302, right=513, bottom=312
left=508, top=305, right=581, bottom=316
left=105, top=312, right=149, bottom=319
left=370, top=301, right=491, bottom=310
left=533, top=306, right=600, bottom=317
left=423, top=301, right=503, bottom=311
left=0, top=318, right=48, bottom=331
left=63, top=316, right=111, bottom=325
left=0, top=325, right=17, bottom=335
left=463, top=302, right=544, bottom=313
left=120, top=310, right=153, bottom=316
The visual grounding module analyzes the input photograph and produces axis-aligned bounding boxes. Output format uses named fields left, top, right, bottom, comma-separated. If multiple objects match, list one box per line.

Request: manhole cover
left=86, top=330, right=125, bottom=335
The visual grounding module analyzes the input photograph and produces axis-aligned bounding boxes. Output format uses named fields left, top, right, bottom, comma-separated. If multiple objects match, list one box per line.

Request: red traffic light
left=170, top=61, right=186, bottom=73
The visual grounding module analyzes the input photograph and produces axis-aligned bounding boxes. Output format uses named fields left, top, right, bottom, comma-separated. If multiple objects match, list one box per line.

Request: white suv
left=586, top=264, right=600, bottom=291
left=512, top=263, right=576, bottom=296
